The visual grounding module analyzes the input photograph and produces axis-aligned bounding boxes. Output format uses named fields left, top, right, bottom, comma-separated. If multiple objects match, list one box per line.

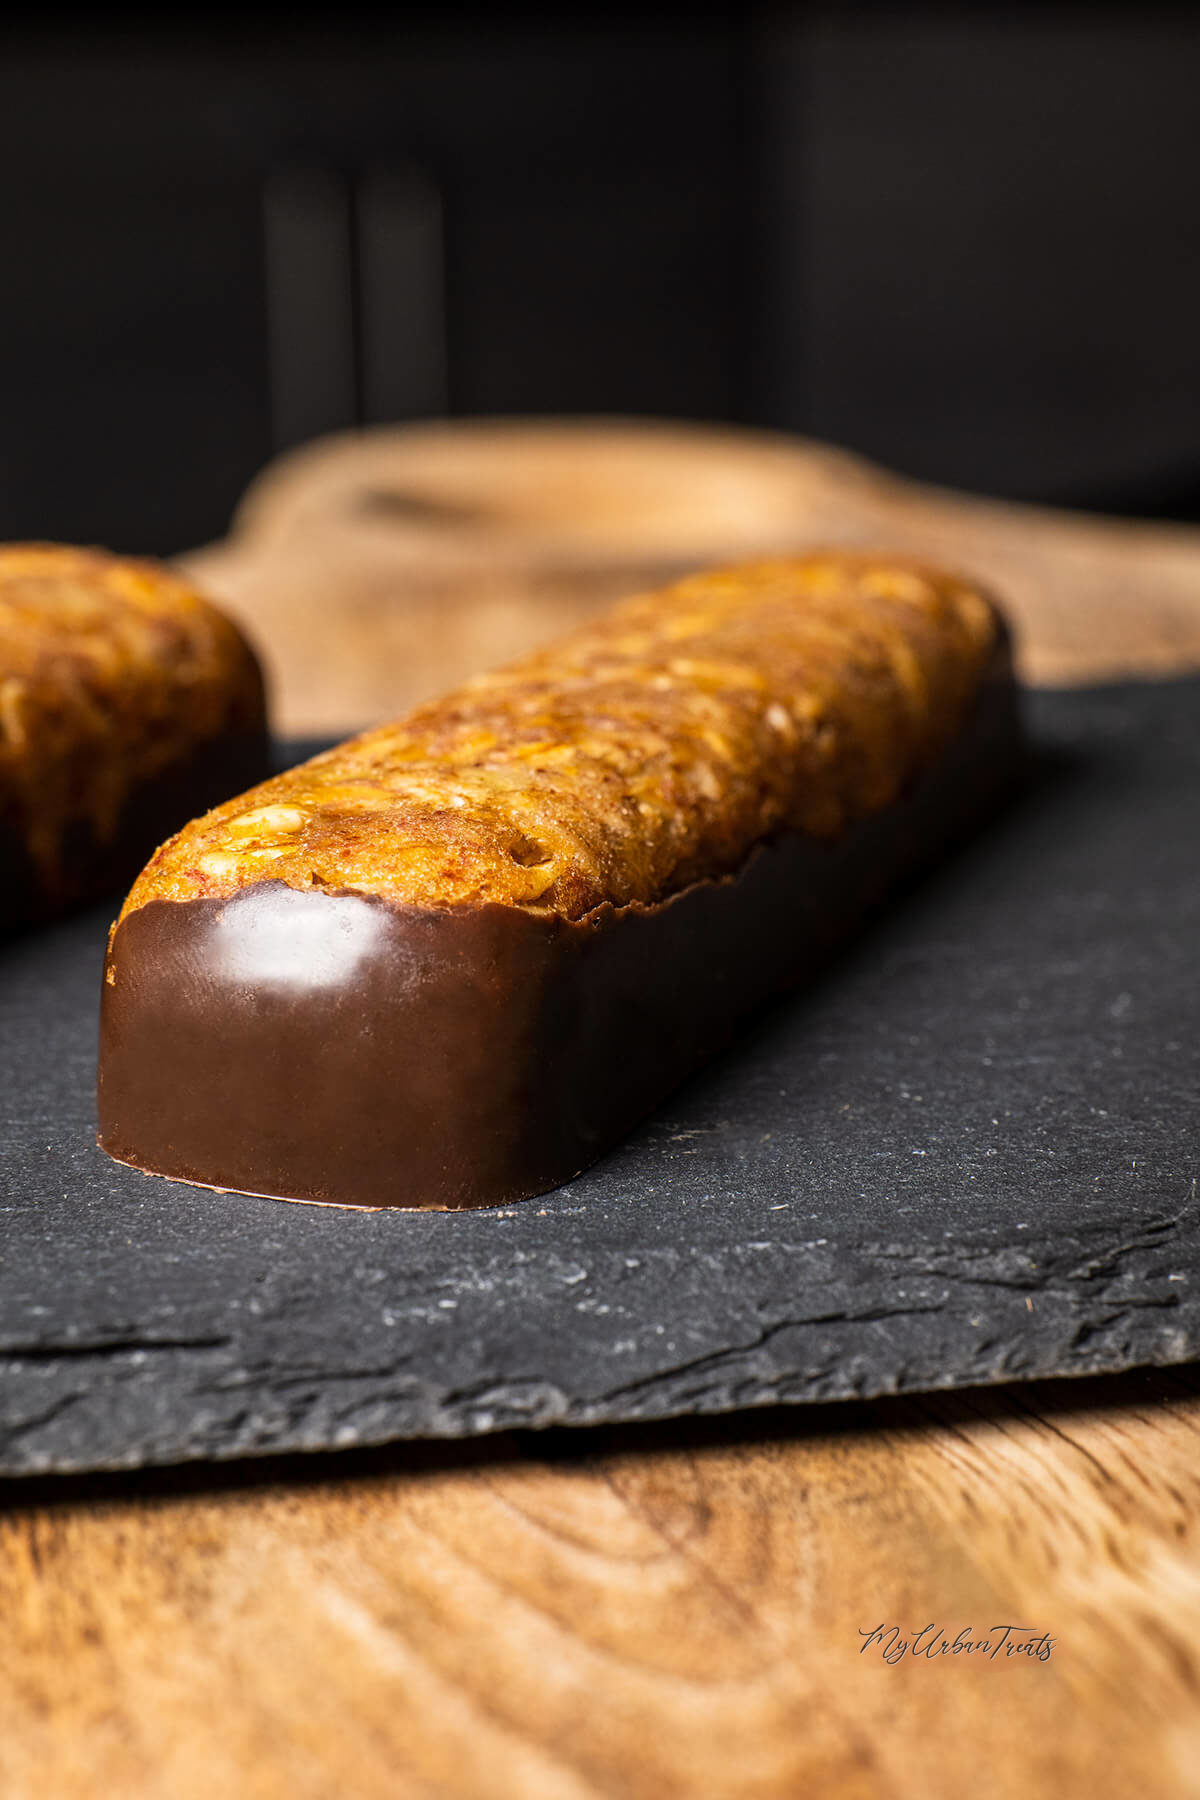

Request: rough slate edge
left=0, top=679, right=1197, bottom=1478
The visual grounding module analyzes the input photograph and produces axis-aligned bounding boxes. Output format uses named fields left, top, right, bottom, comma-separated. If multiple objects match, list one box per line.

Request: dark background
left=1, top=3, right=1197, bottom=554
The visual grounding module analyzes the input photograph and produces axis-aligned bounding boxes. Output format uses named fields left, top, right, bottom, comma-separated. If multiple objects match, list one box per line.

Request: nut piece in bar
left=98, top=553, right=1020, bottom=1209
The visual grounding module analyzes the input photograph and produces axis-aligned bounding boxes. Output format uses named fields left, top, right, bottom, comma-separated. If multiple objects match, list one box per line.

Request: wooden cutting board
left=179, top=418, right=1200, bottom=733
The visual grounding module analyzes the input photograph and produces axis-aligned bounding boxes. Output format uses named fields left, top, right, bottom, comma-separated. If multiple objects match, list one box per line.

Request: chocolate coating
left=97, top=644, right=1020, bottom=1209
left=0, top=727, right=268, bottom=930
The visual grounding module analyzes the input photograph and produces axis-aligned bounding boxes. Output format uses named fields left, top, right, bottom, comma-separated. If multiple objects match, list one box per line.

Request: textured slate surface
left=1, top=680, right=1197, bottom=1476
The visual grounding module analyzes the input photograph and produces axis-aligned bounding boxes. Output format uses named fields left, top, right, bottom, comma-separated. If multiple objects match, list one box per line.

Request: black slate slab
left=1, top=680, right=1197, bottom=1477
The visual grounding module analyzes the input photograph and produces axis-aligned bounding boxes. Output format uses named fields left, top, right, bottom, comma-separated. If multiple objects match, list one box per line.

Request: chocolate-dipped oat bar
left=98, top=554, right=1020, bottom=1208
left=0, top=545, right=267, bottom=927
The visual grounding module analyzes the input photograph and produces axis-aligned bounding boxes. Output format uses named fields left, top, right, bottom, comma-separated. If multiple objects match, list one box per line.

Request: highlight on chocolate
left=96, top=552, right=1021, bottom=1209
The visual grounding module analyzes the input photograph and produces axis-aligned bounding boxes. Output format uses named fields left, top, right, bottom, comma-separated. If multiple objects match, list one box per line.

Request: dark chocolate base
left=98, top=658, right=1021, bottom=1209
left=0, top=727, right=270, bottom=933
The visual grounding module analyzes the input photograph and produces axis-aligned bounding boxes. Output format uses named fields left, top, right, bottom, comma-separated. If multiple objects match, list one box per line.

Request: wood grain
left=3, top=1372, right=1200, bottom=1799
left=4, top=421, right=1198, bottom=1797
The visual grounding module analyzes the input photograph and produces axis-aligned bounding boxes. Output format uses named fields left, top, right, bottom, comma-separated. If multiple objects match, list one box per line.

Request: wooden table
left=4, top=424, right=1199, bottom=1799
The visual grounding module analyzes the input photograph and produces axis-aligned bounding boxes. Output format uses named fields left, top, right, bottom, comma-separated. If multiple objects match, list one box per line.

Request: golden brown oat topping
left=125, top=553, right=1002, bottom=922
left=0, top=544, right=264, bottom=896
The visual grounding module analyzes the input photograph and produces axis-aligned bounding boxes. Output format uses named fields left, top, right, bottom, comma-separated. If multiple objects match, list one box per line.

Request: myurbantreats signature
left=859, top=1623, right=1055, bottom=1665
